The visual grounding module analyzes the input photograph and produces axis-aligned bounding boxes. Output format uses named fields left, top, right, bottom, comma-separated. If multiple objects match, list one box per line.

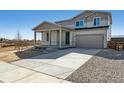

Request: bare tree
left=16, top=30, right=22, bottom=41
left=15, top=30, right=22, bottom=51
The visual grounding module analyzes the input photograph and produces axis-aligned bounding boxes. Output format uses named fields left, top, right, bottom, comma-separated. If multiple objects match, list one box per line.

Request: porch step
left=34, top=45, right=74, bottom=51
left=58, top=46, right=74, bottom=50
left=35, top=46, right=46, bottom=50
left=34, top=46, right=58, bottom=52
left=46, top=47, right=58, bottom=52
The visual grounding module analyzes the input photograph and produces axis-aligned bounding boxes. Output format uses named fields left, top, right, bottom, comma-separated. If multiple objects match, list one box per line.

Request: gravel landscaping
left=66, top=49, right=124, bottom=83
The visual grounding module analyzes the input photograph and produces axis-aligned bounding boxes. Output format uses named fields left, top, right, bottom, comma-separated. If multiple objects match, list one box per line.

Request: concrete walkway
left=0, top=48, right=101, bottom=83
left=0, top=61, right=70, bottom=83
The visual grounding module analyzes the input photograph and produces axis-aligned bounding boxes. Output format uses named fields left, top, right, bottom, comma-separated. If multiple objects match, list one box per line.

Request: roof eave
left=75, top=25, right=109, bottom=30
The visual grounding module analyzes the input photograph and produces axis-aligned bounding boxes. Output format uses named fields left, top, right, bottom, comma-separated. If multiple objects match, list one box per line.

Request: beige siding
left=41, top=31, right=58, bottom=46
left=86, top=12, right=108, bottom=22
left=61, top=31, right=73, bottom=46
left=41, top=32, right=49, bottom=45
left=57, top=12, right=110, bottom=29
left=62, top=31, right=66, bottom=45
left=56, top=11, right=93, bottom=26
left=41, top=28, right=108, bottom=48
left=42, top=32, right=46, bottom=41
left=70, top=31, right=74, bottom=46
left=51, top=31, right=57, bottom=45
left=41, top=30, right=72, bottom=46
left=86, top=20, right=108, bottom=27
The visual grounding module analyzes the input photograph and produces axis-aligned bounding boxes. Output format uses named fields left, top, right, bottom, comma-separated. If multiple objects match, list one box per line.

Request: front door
left=65, top=32, right=70, bottom=45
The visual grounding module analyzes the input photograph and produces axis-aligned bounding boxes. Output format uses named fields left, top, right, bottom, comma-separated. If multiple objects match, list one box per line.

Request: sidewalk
left=0, top=61, right=71, bottom=83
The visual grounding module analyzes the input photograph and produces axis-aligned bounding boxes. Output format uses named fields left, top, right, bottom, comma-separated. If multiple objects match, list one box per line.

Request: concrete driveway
left=0, top=48, right=100, bottom=83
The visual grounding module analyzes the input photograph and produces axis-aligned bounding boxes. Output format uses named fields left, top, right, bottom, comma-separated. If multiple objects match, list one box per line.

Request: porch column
left=41, top=33, right=42, bottom=45
left=34, top=31, right=36, bottom=47
left=59, top=27, right=62, bottom=48
left=49, top=30, right=51, bottom=46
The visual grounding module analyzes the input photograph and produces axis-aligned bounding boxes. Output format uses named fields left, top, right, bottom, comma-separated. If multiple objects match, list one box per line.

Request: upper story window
left=75, top=20, right=84, bottom=28
left=93, top=17, right=100, bottom=26
left=76, top=21, right=80, bottom=27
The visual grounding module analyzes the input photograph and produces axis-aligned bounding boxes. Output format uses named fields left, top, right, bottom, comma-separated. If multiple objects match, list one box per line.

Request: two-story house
left=32, top=10, right=112, bottom=48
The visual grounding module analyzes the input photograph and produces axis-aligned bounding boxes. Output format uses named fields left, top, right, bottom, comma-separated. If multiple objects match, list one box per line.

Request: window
left=80, top=21, right=84, bottom=26
left=76, top=21, right=80, bottom=27
left=75, top=20, right=84, bottom=28
left=46, top=33, right=49, bottom=41
left=93, top=17, right=100, bottom=26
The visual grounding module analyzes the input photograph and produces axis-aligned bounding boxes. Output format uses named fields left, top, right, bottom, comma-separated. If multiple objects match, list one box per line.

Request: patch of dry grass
left=15, top=49, right=43, bottom=59
left=0, top=46, right=33, bottom=52
left=0, top=46, right=15, bottom=52
left=0, top=51, right=20, bottom=62
left=0, top=48, right=43, bottom=62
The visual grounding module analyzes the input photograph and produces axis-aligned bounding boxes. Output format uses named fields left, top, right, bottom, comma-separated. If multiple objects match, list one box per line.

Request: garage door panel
left=76, top=34, right=104, bottom=48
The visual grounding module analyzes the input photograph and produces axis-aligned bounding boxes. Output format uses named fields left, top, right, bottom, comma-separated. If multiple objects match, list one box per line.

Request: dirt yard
left=0, top=46, right=43, bottom=62
left=0, top=46, right=33, bottom=52
left=0, top=46, right=15, bottom=52
left=66, top=49, right=124, bottom=83
left=0, top=51, right=20, bottom=62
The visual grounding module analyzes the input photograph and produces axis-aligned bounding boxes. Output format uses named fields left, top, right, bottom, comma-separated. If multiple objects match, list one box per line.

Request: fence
left=108, top=41, right=124, bottom=51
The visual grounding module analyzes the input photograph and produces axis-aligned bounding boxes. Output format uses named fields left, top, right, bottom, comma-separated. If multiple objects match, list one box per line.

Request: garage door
left=76, top=34, right=104, bottom=48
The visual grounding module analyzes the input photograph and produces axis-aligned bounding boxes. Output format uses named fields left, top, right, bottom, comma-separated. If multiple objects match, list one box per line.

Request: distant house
left=32, top=10, right=112, bottom=48
left=111, top=35, right=124, bottom=42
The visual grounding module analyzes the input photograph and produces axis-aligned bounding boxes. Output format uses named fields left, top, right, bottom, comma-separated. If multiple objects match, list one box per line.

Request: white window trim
left=75, top=20, right=85, bottom=28
left=93, top=17, right=101, bottom=26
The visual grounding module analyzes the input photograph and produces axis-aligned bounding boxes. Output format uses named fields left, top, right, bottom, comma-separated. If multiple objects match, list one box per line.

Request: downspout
left=49, top=30, right=51, bottom=46
left=34, top=31, right=36, bottom=47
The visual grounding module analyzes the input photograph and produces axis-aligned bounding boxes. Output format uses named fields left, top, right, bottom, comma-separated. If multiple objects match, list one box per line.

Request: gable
left=32, top=21, right=60, bottom=31
left=71, top=11, right=95, bottom=21
left=56, top=11, right=95, bottom=25
left=56, top=11, right=112, bottom=28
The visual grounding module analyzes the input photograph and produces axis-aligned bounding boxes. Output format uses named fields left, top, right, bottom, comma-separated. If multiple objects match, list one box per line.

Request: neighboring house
left=32, top=10, right=112, bottom=48
left=111, top=35, right=124, bottom=42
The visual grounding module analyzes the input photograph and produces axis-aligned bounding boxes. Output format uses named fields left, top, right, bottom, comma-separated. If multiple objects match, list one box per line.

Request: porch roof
left=32, top=21, right=73, bottom=32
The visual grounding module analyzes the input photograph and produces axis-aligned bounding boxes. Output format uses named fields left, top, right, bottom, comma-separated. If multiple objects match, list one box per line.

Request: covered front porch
left=32, top=21, right=74, bottom=48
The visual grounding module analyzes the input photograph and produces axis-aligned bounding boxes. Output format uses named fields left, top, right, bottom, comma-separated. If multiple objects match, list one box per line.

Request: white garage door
left=76, top=34, right=104, bottom=48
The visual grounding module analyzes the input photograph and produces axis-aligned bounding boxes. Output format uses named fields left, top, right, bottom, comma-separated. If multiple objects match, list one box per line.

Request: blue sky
left=0, top=10, right=124, bottom=40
